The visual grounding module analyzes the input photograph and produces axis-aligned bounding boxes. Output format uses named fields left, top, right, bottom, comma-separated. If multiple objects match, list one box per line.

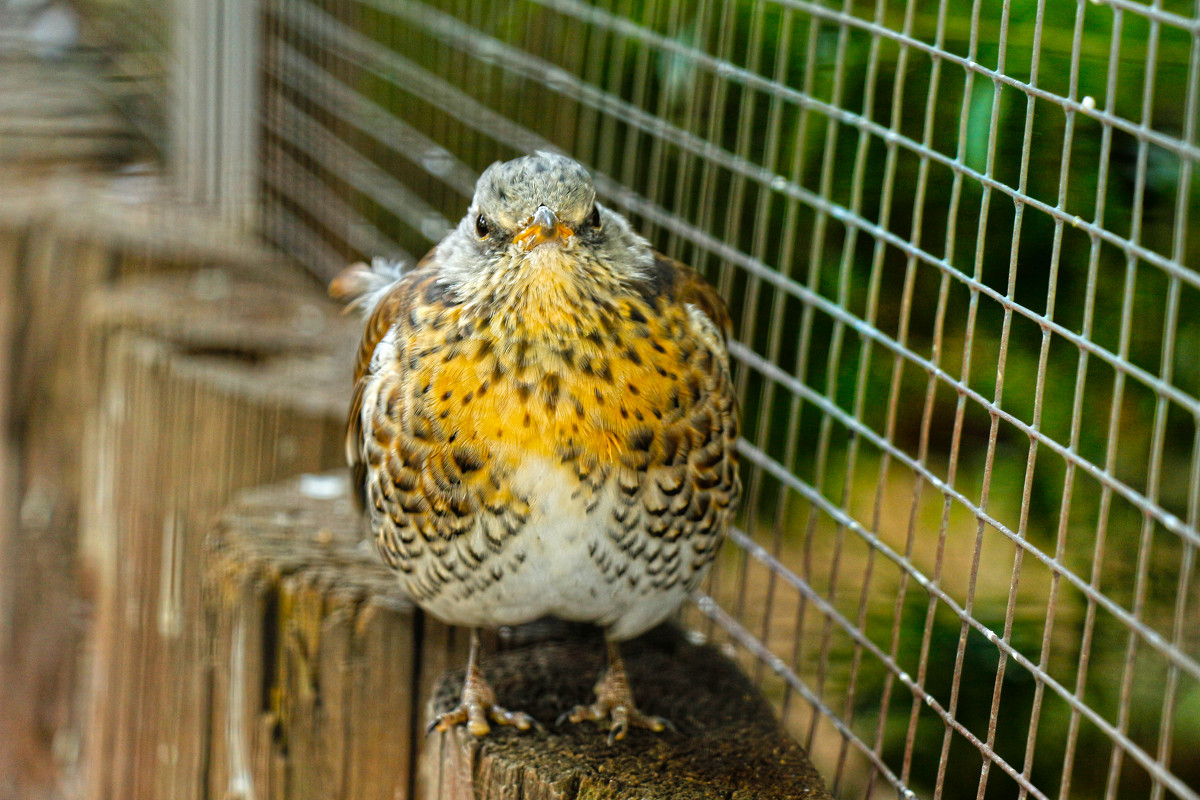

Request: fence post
left=171, top=0, right=262, bottom=229
left=79, top=269, right=355, bottom=799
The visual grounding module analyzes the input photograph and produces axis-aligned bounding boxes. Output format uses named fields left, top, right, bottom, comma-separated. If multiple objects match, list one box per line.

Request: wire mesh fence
left=255, top=0, right=1200, bottom=797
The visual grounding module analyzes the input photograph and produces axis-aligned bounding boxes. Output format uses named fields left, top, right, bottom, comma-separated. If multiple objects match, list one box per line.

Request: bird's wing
left=333, top=246, right=532, bottom=598
left=644, top=251, right=734, bottom=342
left=330, top=248, right=442, bottom=386
left=589, top=249, right=741, bottom=607
left=330, top=246, right=445, bottom=508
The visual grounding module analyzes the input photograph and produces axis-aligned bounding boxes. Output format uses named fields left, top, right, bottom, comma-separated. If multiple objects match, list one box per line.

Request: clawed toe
left=565, top=699, right=671, bottom=743
left=429, top=629, right=538, bottom=738
left=559, top=641, right=674, bottom=744
left=428, top=701, right=536, bottom=737
left=491, top=706, right=542, bottom=733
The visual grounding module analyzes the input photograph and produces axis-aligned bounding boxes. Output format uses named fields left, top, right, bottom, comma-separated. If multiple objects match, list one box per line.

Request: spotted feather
left=336, top=153, right=740, bottom=644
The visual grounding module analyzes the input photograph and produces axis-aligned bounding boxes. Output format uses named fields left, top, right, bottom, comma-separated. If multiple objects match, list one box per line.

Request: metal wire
left=251, top=1, right=1200, bottom=798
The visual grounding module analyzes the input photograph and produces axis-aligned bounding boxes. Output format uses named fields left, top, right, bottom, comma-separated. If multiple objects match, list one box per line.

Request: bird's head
left=437, top=152, right=653, bottom=306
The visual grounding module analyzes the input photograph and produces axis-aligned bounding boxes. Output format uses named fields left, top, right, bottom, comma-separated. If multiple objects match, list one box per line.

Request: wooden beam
left=0, top=225, right=28, bottom=792
left=208, top=474, right=830, bottom=800
left=0, top=224, right=112, bottom=795
left=422, top=624, right=832, bottom=800
left=78, top=271, right=358, bottom=800
left=206, top=474, right=424, bottom=800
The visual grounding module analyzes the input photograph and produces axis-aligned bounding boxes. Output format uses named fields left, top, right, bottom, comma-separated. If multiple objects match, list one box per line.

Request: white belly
left=404, top=457, right=694, bottom=641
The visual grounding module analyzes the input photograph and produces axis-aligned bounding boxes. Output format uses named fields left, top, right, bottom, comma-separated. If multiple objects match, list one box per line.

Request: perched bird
left=332, top=152, right=740, bottom=742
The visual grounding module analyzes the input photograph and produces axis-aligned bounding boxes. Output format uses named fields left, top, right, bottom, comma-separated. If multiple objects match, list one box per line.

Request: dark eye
left=588, top=204, right=602, bottom=231
left=475, top=214, right=490, bottom=238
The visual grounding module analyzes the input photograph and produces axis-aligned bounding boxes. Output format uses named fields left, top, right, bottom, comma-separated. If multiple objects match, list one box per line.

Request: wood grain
left=422, top=623, right=832, bottom=800
left=78, top=272, right=357, bottom=800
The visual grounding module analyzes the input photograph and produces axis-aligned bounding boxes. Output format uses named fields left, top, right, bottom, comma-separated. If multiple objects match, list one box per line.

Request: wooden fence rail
left=0, top=191, right=293, bottom=797
left=207, top=475, right=421, bottom=800
left=79, top=269, right=356, bottom=800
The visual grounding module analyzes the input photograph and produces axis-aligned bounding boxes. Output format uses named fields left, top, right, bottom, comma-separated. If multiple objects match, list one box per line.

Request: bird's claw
left=427, top=701, right=537, bottom=737
left=562, top=700, right=673, bottom=744
left=558, top=643, right=674, bottom=743
left=427, top=646, right=538, bottom=738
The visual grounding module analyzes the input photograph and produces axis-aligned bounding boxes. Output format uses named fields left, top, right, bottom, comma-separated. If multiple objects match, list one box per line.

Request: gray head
left=437, top=152, right=653, bottom=294
left=473, top=152, right=597, bottom=234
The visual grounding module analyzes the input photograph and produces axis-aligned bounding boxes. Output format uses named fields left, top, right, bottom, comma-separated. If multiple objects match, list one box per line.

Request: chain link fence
left=254, top=1, right=1200, bottom=797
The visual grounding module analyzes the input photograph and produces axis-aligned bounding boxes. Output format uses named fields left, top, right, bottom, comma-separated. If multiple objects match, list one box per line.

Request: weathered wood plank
left=422, top=625, right=833, bottom=800
left=0, top=172, right=292, bottom=281
left=0, top=223, right=27, bottom=796
left=206, top=474, right=420, bottom=800
left=0, top=184, right=301, bottom=796
left=412, top=620, right=471, bottom=799
left=0, top=56, right=141, bottom=166
left=347, top=597, right=419, bottom=798
left=78, top=271, right=359, bottom=800
left=0, top=226, right=112, bottom=796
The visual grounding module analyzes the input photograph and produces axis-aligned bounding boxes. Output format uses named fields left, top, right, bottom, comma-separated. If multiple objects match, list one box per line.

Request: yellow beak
left=513, top=205, right=573, bottom=251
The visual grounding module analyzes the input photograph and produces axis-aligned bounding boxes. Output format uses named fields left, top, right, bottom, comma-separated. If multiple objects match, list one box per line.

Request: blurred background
left=0, top=0, right=1197, bottom=798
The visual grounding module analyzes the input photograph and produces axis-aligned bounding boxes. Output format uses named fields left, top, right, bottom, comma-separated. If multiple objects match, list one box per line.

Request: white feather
left=333, top=257, right=408, bottom=319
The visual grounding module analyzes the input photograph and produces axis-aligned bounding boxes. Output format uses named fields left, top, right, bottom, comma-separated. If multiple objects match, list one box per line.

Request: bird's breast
left=361, top=287, right=739, bottom=637
left=415, top=296, right=714, bottom=473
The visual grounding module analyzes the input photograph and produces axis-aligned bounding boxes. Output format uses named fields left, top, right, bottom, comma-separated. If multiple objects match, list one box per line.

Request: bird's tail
left=328, top=257, right=407, bottom=318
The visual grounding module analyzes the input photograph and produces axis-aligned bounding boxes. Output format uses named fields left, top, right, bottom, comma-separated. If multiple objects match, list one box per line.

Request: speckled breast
left=358, top=282, right=740, bottom=640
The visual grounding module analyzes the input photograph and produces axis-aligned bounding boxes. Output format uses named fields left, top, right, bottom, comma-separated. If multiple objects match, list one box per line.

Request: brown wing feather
left=335, top=250, right=533, bottom=602
left=330, top=247, right=443, bottom=508
left=339, top=249, right=440, bottom=385
left=646, top=251, right=733, bottom=341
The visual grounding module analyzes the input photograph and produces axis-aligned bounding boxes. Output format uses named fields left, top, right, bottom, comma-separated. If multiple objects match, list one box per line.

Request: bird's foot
left=428, top=699, right=537, bottom=737
left=559, top=645, right=674, bottom=744
left=427, top=641, right=537, bottom=737
left=560, top=695, right=674, bottom=745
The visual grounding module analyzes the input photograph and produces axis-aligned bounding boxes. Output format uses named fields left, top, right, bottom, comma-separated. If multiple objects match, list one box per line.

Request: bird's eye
left=475, top=214, right=490, bottom=239
left=588, top=204, right=602, bottom=231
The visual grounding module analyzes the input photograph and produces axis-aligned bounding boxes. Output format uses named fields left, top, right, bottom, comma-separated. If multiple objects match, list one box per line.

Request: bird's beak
left=513, top=205, right=572, bottom=251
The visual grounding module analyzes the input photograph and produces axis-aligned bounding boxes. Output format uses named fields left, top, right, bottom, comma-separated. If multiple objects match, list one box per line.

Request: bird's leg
left=428, top=628, right=536, bottom=737
left=563, top=639, right=673, bottom=744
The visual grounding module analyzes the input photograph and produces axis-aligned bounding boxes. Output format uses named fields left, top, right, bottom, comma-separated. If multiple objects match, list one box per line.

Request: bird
left=331, top=152, right=741, bottom=743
